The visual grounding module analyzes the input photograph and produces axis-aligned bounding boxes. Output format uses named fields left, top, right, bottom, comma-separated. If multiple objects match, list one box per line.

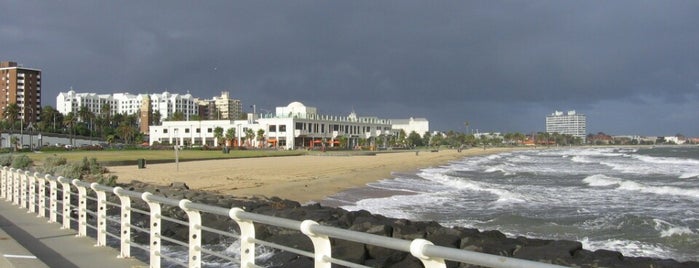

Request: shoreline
left=107, top=147, right=522, bottom=204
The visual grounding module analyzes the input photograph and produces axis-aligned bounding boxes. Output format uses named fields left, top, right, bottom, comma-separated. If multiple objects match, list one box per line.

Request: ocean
left=325, top=146, right=699, bottom=262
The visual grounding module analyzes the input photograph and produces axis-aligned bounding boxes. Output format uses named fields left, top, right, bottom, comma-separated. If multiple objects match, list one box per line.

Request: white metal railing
left=0, top=166, right=568, bottom=268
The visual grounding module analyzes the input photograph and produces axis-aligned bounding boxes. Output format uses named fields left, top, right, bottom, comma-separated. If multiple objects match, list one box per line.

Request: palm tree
left=78, top=105, right=96, bottom=136
left=117, top=123, right=136, bottom=144
left=63, top=112, right=77, bottom=146
left=256, top=129, right=265, bottom=148
left=225, top=128, right=236, bottom=147
left=213, top=127, right=224, bottom=146
left=2, top=103, right=20, bottom=131
left=244, top=128, right=255, bottom=147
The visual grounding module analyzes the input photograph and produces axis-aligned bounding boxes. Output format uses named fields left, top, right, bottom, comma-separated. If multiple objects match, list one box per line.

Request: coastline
left=107, top=147, right=521, bottom=204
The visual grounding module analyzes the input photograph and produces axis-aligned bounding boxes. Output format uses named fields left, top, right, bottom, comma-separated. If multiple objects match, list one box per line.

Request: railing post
left=1, top=166, right=7, bottom=199
left=13, top=169, right=21, bottom=205
left=179, top=199, right=201, bottom=268
left=113, top=187, right=131, bottom=258
left=48, top=176, right=58, bottom=223
left=91, top=183, right=107, bottom=246
left=229, top=208, right=256, bottom=267
left=410, top=239, right=446, bottom=268
left=28, top=172, right=37, bottom=213
left=300, top=220, right=332, bottom=268
left=20, top=171, right=29, bottom=209
left=73, top=179, right=88, bottom=237
left=142, top=192, right=161, bottom=267
left=38, top=174, right=49, bottom=218
left=58, top=176, right=72, bottom=229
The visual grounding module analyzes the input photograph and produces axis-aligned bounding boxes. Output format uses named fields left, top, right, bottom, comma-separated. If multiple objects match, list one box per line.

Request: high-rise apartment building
left=213, top=91, right=242, bottom=120
left=0, top=61, right=42, bottom=123
left=546, top=110, right=586, bottom=139
left=56, top=90, right=198, bottom=123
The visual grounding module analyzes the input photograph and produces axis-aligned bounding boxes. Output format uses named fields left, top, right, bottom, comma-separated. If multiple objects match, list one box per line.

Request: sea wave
left=419, top=171, right=525, bottom=203
left=583, top=175, right=699, bottom=199
left=579, top=237, right=670, bottom=260
left=653, top=219, right=696, bottom=237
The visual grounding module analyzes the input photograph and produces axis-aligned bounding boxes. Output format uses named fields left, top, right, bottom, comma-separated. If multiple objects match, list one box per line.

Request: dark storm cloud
left=3, top=1, right=698, bottom=135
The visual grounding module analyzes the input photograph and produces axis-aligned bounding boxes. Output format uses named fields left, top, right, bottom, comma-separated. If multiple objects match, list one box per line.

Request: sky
left=3, top=1, right=699, bottom=136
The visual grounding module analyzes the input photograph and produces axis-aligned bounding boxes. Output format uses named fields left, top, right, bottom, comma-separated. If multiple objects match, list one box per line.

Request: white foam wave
left=653, top=219, right=696, bottom=237
left=419, top=171, right=525, bottom=203
left=584, top=175, right=699, bottom=199
left=582, top=174, right=622, bottom=186
left=633, top=154, right=699, bottom=166
left=571, top=155, right=596, bottom=164
left=580, top=237, right=670, bottom=260
left=679, top=173, right=699, bottom=179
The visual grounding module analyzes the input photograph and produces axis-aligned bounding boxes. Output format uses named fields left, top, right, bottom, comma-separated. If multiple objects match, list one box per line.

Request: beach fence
left=0, top=167, right=567, bottom=268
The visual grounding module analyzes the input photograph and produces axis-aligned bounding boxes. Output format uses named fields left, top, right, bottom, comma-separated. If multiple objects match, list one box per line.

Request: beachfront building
left=391, top=117, right=429, bottom=137
left=546, top=110, right=586, bottom=140
left=1, top=61, right=42, bottom=123
left=148, top=101, right=394, bottom=150
left=56, top=90, right=198, bottom=122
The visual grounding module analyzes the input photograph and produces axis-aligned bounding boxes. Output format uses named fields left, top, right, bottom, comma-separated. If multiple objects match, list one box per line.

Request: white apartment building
left=390, top=117, right=429, bottom=137
left=56, top=90, right=197, bottom=122
left=149, top=101, right=397, bottom=149
left=546, top=110, right=587, bottom=139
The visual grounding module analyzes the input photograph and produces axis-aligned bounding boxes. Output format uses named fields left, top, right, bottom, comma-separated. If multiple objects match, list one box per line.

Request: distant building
left=391, top=117, right=429, bottom=137
left=195, top=91, right=243, bottom=120
left=56, top=90, right=198, bottom=122
left=149, top=101, right=394, bottom=150
left=546, top=110, right=586, bottom=140
left=0, top=61, right=42, bottom=123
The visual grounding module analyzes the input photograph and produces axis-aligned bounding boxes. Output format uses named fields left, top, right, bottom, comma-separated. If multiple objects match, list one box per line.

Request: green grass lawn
left=26, top=149, right=306, bottom=166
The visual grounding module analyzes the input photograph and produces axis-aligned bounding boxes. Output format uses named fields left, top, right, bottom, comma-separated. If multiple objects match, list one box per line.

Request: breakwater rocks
left=121, top=181, right=697, bottom=268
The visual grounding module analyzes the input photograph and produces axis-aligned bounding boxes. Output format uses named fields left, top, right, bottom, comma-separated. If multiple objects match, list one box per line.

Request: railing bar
left=236, top=211, right=301, bottom=230
left=200, top=226, right=239, bottom=239
left=200, top=248, right=239, bottom=264
left=182, top=202, right=231, bottom=217
left=105, top=232, right=120, bottom=240
left=105, top=201, right=120, bottom=207
left=131, top=242, right=149, bottom=252
left=422, top=244, right=569, bottom=268
left=159, top=235, right=188, bottom=247
left=250, top=238, right=314, bottom=258
left=326, top=256, right=372, bottom=268
left=130, top=225, right=149, bottom=234
left=86, top=196, right=98, bottom=202
left=130, top=207, right=149, bottom=215
left=161, top=215, right=189, bottom=226
left=140, top=193, right=180, bottom=207
left=310, top=224, right=412, bottom=252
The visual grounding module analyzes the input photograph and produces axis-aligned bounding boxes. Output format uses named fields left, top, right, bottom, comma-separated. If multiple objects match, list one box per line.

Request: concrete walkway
left=0, top=200, right=147, bottom=268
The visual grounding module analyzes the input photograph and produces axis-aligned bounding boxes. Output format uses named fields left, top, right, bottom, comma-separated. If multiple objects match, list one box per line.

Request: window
left=279, top=125, right=286, bottom=132
left=295, top=122, right=303, bottom=130
left=163, top=129, right=168, bottom=134
left=185, top=128, right=190, bottom=133
left=196, top=128, right=201, bottom=133
left=207, top=128, right=212, bottom=133
left=269, top=125, right=276, bottom=132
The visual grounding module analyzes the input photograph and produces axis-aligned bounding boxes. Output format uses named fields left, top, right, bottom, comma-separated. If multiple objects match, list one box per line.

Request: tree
left=244, top=128, right=255, bottom=147
left=407, top=131, right=423, bottom=147
left=2, top=103, right=20, bottom=131
left=225, top=128, right=236, bottom=147
left=152, top=110, right=161, bottom=126
left=257, top=129, right=266, bottom=148
left=39, top=105, right=62, bottom=132
left=213, top=127, right=224, bottom=146
left=116, top=122, right=136, bottom=144
left=422, top=131, right=432, bottom=147
left=170, top=111, right=185, bottom=121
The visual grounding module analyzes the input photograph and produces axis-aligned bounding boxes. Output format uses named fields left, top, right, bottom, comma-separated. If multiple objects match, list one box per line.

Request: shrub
left=39, top=155, right=68, bottom=174
left=0, top=155, right=13, bottom=167
left=55, top=163, right=82, bottom=180
left=11, top=155, right=33, bottom=169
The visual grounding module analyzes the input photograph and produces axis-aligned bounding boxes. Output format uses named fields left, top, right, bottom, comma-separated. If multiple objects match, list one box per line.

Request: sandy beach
left=108, top=147, right=519, bottom=203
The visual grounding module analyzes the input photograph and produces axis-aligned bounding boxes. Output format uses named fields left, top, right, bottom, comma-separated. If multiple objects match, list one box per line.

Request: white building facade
left=149, top=102, right=396, bottom=150
left=545, top=110, right=587, bottom=139
left=391, top=117, right=429, bottom=137
left=56, top=90, right=197, bottom=122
